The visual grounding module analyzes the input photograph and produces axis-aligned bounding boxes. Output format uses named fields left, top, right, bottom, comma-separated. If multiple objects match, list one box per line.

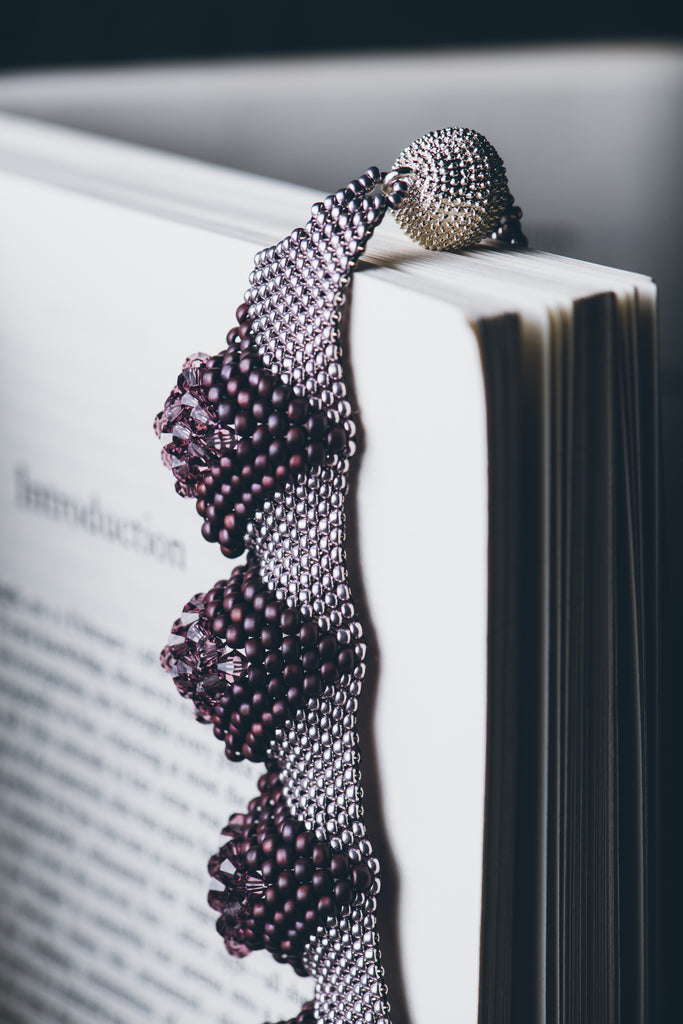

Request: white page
left=1, top=110, right=656, bottom=1024
left=349, top=277, right=489, bottom=1024
left=0, top=150, right=490, bottom=1022
left=0, top=171, right=314, bottom=1024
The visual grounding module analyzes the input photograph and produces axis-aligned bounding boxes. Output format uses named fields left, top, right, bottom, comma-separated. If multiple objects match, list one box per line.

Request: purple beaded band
left=155, top=129, right=526, bottom=1024
left=154, top=306, right=349, bottom=560
left=156, top=163, right=398, bottom=1024
left=162, top=558, right=362, bottom=763
left=208, top=767, right=376, bottom=975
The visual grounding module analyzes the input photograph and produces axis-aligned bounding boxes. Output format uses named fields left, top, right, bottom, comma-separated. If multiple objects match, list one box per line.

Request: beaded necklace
left=155, top=128, right=526, bottom=1024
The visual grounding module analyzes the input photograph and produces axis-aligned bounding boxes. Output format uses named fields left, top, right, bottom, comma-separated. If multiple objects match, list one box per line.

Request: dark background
left=1, top=0, right=681, bottom=70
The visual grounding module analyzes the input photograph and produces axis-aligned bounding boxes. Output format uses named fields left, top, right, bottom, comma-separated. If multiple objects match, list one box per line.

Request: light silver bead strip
left=235, top=129, right=522, bottom=1024
left=242, top=170, right=401, bottom=1024
left=303, top=904, right=389, bottom=1024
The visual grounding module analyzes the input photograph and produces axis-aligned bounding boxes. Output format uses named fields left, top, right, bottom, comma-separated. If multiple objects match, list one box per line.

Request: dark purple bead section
left=161, top=555, right=360, bottom=762
left=208, top=767, right=375, bottom=976
left=154, top=304, right=349, bottom=558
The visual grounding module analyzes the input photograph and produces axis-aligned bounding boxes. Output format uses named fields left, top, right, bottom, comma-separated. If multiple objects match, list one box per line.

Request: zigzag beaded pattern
left=154, top=322, right=349, bottom=560
left=207, top=766, right=377, bottom=975
left=162, top=558, right=362, bottom=765
left=157, top=169, right=407, bottom=1024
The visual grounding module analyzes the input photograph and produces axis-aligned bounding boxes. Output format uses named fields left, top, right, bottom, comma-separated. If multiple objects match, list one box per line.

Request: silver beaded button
left=391, top=126, right=510, bottom=250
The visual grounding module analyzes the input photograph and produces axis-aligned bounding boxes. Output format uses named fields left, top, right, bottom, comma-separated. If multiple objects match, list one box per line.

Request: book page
left=0, top=150, right=491, bottom=1024
left=0, top=170, right=314, bottom=1024
left=0, top=106, right=665, bottom=1024
left=348, top=279, right=488, bottom=1024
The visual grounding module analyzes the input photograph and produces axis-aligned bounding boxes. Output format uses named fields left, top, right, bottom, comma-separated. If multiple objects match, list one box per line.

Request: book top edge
left=0, top=110, right=656, bottom=326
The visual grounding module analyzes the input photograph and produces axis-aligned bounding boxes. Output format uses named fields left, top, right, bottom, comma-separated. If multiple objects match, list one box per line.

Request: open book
left=0, top=54, right=663, bottom=1024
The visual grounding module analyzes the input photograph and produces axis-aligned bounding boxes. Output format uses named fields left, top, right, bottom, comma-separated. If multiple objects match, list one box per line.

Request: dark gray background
left=1, top=0, right=681, bottom=70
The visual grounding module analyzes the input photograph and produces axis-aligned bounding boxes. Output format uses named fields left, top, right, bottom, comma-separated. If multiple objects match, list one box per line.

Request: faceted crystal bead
left=187, top=622, right=209, bottom=644
left=196, top=637, right=218, bottom=667
left=218, top=650, right=248, bottom=683
left=170, top=455, right=190, bottom=478
left=163, top=401, right=183, bottom=426
left=182, top=365, right=203, bottom=386
left=191, top=405, right=212, bottom=427
left=172, top=422, right=192, bottom=441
